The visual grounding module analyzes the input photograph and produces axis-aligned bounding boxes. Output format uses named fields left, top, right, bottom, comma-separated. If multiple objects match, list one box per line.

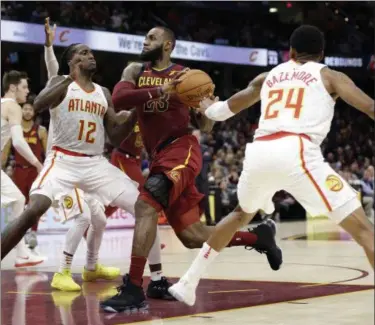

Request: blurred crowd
left=2, top=1, right=373, bottom=54
left=1, top=1, right=374, bottom=223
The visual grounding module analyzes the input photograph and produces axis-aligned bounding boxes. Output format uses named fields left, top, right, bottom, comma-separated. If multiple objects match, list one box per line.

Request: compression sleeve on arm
left=112, top=81, right=161, bottom=111
left=204, top=100, right=235, bottom=121
left=10, top=125, right=39, bottom=167
left=44, top=46, right=59, bottom=79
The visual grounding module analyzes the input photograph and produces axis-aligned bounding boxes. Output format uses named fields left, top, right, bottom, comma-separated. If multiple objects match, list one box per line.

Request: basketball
left=176, top=69, right=215, bottom=108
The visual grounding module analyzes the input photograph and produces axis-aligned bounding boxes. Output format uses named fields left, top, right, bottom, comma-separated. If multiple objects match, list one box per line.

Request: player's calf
left=339, top=206, right=374, bottom=269
left=1, top=194, right=51, bottom=259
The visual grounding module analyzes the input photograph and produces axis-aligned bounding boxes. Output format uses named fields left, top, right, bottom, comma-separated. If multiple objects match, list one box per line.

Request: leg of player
left=168, top=208, right=260, bottom=306
left=10, top=195, right=46, bottom=267
left=104, top=203, right=172, bottom=300
left=339, top=207, right=374, bottom=269
left=51, top=204, right=91, bottom=292
left=170, top=202, right=281, bottom=271
left=1, top=194, right=51, bottom=260
left=146, top=227, right=175, bottom=300
left=82, top=196, right=120, bottom=282
left=100, top=197, right=159, bottom=312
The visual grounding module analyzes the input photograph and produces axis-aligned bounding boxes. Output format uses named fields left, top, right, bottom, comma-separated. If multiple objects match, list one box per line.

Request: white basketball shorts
left=237, top=134, right=361, bottom=223
left=30, top=148, right=139, bottom=214
left=1, top=170, right=24, bottom=207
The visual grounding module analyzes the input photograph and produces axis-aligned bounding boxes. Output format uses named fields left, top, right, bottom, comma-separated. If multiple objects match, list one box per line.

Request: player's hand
left=160, top=68, right=190, bottom=94
left=44, top=17, right=56, bottom=47
left=35, top=161, right=43, bottom=173
left=115, top=111, right=131, bottom=124
left=197, top=96, right=219, bottom=115
left=69, top=57, right=83, bottom=80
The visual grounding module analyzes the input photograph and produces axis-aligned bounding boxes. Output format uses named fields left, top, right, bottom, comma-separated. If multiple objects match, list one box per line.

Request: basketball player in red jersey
left=4, top=100, right=48, bottom=250
left=101, top=26, right=282, bottom=312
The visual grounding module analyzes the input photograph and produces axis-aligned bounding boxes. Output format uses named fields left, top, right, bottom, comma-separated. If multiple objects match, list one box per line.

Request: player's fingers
left=53, top=24, right=57, bottom=32
left=174, top=69, right=188, bottom=80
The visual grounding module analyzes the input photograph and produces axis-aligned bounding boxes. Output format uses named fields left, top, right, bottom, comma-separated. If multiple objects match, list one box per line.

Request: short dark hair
left=58, top=43, right=80, bottom=75
left=2, top=70, right=28, bottom=92
left=290, top=25, right=325, bottom=55
left=156, top=26, right=176, bottom=50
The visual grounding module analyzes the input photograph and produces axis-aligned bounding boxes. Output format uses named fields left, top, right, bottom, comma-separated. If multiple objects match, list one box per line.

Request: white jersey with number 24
left=255, top=60, right=335, bottom=145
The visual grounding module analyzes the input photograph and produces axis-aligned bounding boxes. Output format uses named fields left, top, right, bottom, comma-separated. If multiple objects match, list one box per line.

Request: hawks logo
left=325, top=175, right=343, bottom=192
left=168, top=170, right=181, bottom=183
left=63, top=196, right=74, bottom=209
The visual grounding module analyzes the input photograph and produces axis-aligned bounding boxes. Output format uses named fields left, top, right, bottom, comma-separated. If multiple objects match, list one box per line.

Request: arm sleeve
left=112, top=81, right=160, bottom=111
left=10, top=125, right=39, bottom=166
left=44, top=46, right=59, bottom=79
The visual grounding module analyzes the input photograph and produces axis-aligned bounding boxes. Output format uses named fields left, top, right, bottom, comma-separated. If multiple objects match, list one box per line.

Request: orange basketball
left=176, top=69, right=215, bottom=108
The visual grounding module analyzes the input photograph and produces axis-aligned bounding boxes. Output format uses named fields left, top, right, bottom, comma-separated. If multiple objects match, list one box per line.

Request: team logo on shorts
left=63, top=196, right=74, bottom=209
left=325, top=175, right=343, bottom=192
left=168, top=170, right=180, bottom=183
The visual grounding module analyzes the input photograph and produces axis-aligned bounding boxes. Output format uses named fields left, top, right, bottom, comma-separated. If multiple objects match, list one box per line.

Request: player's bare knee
left=144, top=173, right=172, bottom=209
left=26, top=194, right=51, bottom=224
left=135, top=199, right=158, bottom=220
left=179, top=235, right=202, bottom=249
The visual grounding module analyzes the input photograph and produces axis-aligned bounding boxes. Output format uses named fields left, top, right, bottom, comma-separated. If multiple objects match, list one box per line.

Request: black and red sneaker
left=147, top=276, right=176, bottom=300
left=246, top=219, right=283, bottom=271
left=100, top=274, right=148, bottom=313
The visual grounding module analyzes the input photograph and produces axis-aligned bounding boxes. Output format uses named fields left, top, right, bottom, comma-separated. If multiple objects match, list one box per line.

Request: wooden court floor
left=1, top=219, right=374, bottom=325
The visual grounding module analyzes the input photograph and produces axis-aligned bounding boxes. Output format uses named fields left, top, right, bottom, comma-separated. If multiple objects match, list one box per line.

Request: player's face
left=140, top=28, right=167, bottom=62
left=15, top=79, right=29, bottom=104
left=73, top=44, right=97, bottom=72
left=22, top=103, right=35, bottom=121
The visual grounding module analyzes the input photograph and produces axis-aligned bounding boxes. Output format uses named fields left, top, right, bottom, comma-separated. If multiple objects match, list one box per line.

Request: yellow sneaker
left=82, top=264, right=120, bottom=282
left=51, top=269, right=81, bottom=292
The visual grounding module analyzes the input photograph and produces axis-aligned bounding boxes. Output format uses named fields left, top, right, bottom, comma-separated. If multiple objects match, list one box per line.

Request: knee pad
left=144, top=173, right=172, bottom=209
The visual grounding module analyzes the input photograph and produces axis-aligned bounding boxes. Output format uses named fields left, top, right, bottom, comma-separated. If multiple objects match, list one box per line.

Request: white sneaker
left=29, top=247, right=47, bottom=262
left=168, top=279, right=197, bottom=306
left=14, top=252, right=45, bottom=268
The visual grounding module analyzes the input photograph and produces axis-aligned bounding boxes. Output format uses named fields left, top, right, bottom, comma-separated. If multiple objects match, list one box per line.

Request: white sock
left=181, top=242, right=219, bottom=286
left=59, top=204, right=90, bottom=272
left=10, top=197, right=30, bottom=258
left=148, top=227, right=162, bottom=264
left=85, top=197, right=106, bottom=271
left=151, top=271, right=163, bottom=282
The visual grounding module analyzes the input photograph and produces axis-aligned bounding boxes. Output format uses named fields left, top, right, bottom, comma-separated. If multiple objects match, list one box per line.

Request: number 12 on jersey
left=78, top=120, right=96, bottom=143
left=264, top=88, right=305, bottom=120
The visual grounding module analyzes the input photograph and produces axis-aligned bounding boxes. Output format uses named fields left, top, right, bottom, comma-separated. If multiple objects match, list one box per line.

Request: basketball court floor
left=1, top=219, right=374, bottom=324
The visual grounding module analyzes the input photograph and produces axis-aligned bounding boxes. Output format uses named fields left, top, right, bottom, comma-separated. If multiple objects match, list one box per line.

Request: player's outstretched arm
left=190, top=110, right=215, bottom=133
left=102, top=87, right=138, bottom=147
left=6, top=102, right=43, bottom=172
left=34, top=75, right=73, bottom=112
left=112, top=62, right=161, bottom=111
left=199, top=72, right=268, bottom=121
left=44, top=17, right=58, bottom=79
left=323, top=68, right=374, bottom=120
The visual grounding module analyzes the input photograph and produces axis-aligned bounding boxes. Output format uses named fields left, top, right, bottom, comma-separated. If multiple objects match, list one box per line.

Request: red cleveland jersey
left=135, top=62, right=190, bottom=155
left=14, top=124, right=44, bottom=167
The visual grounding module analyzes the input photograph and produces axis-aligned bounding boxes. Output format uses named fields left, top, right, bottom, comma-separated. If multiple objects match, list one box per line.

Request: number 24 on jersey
left=264, top=88, right=305, bottom=120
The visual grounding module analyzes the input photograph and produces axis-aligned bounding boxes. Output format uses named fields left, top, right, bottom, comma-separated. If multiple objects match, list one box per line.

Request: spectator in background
left=193, top=129, right=214, bottom=225
left=361, top=166, right=374, bottom=221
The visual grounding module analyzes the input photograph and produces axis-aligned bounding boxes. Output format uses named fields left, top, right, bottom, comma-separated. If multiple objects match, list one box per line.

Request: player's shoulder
left=121, top=62, right=144, bottom=81
left=2, top=99, right=21, bottom=112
